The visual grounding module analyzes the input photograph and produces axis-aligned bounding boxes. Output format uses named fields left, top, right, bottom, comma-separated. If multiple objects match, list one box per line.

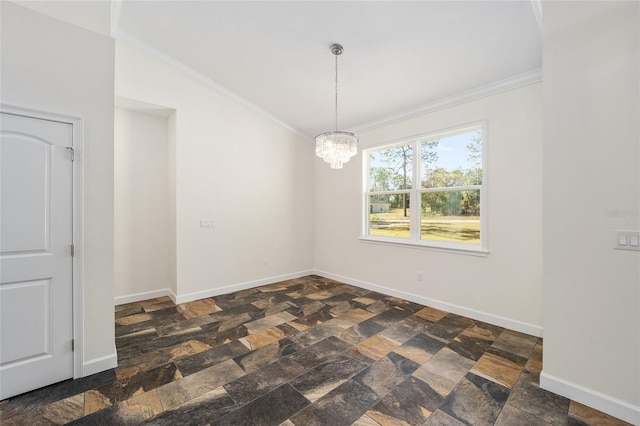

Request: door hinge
left=66, top=146, right=75, bottom=161
left=71, top=243, right=75, bottom=257
left=72, top=339, right=75, bottom=351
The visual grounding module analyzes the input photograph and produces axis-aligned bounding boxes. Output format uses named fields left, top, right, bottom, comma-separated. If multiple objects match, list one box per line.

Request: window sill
left=359, top=236, right=489, bottom=257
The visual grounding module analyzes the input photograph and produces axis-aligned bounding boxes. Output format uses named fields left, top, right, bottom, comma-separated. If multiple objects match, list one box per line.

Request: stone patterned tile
left=290, top=353, right=369, bottom=402
left=288, top=336, right=350, bottom=369
left=214, top=384, right=309, bottom=426
left=68, top=389, right=164, bottom=425
left=239, top=325, right=291, bottom=350
left=352, top=334, right=400, bottom=361
left=367, top=376, right=443, bottom=426
left=223, top=358, right=305, bottom=405
left=140, top=387, right=237, bottom=425
left=525, top=340, right=543, bottom=374
left=353, top=297, right=376, bottom=306
left=365, top=300, right=389, bottom=315
left=370, top=307, right=413, bottom=327
left=137, top=328, right=213, bottom=354
left=471, top=347, right=527, bottom=388
left=243, top=311, right=298, bottom=334
left=494, top=403, right=555, bottom=426
left=378, top=317, right=425, bottom=345
left=392, top=332, right=446, bottom=365
left=426, top=314, right=475, bottom=341
left=234, top=338, right=300, bottom=373
left=96, top=362, right=180, bottom=404
left=447, top=329, right=495, bottom=361
left=115, top=309, right=184, bottom=338
left=507, top=369, right=570, bottom=425
left=439, top=373, right=510, bottom=426
left=116, top=312, right=153, bottom=326
left=334, top=322, right=385, bottom=346
left=156, top=359, right=245, bottom=410
left=8, top=276, right=630, bottom=426
left=568, top=401, right=634, bottom=426
left=0, top=369, right=116, bottom=421
left=1, top=394, right=85, bottom=426
left=289, top=380, right=379, bottom=426
left=412, top=347, right=476, bottom=395
left=177, top=298, right=222, bottom=319
left=116, top=340, right=211, bottom=379
left=353, top=352, right=420, bottom=398
left=424, top=409, right=467, bottom=426
left=491, top=329, right=538, bottom=359
left=414, top=306, right=448, bottom=323
left=84, top=390, right=113, bottom=415
left=174, top=340, right=249, bottom=376
left=289, top=321, right=344, bottom=348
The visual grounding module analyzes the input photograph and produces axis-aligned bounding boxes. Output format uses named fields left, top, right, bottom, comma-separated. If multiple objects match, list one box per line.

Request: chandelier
left=315, top=43, right=358, bottom=169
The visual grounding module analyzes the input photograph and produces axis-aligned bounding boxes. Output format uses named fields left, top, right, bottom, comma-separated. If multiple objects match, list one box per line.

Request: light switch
left=614, top=230, right=640, bottom=251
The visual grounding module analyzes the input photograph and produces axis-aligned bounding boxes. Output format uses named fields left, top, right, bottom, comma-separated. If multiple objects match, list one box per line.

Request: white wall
left=314, top=83, right=544, bottom=335
left=114, top=107, right=173, bottom=300
left=1, top=2, right=116, bottom=371
left=541, top=2, right=640, bottom=423
left=115, top=42, right=314, bottom=302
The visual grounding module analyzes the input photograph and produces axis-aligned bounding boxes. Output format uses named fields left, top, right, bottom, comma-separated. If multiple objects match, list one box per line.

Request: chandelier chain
left=334, top=51, right=338, bottom=131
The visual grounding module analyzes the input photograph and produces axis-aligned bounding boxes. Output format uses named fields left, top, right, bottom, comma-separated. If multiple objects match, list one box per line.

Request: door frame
left=1, top=103, right=84, bottom=379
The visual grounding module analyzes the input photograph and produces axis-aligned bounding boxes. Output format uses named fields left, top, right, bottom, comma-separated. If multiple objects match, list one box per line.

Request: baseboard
left=82, top=350, right=118, bottom=377
left=540, top=371, right=640, bottom=425
left=173, top=270, right=315, bottom=304
left=114, top=288, right=177, bottom=306
left=313, top=269, right=544, bottom=338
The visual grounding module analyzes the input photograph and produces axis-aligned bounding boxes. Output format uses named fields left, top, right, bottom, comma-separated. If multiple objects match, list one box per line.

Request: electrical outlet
left=417, top=271, right=422, bottom=281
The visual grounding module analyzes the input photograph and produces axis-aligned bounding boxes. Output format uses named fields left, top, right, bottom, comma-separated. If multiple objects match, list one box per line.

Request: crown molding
left=112, top=25, right=541, bottom=144
left=111, top=27, right=310, bottom=140
left=348, top=68, right=542, bottom=135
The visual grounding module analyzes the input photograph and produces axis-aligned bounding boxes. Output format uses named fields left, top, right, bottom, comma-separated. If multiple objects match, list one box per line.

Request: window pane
left=421, top=190, right=480, bottom=244
left=368, top=145, right=413, bottom=191
left=421, top=129, right=482, bottom=188
left=369, top=194, right=410, bottom=238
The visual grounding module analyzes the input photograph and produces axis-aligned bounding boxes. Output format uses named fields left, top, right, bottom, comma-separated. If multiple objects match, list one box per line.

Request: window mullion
left=410, top=140, right=421, bottom=241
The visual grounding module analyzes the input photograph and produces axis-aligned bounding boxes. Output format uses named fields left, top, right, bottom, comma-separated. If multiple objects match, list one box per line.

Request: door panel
left=0, top=112, right=74, bottom=400
left=0, top=279, right=50, bottom=364
left=0, top=134, right=51, bottom=253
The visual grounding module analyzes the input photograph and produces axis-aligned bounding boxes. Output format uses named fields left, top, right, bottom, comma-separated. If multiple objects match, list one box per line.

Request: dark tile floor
left=0, top=275, right=632, bottom=425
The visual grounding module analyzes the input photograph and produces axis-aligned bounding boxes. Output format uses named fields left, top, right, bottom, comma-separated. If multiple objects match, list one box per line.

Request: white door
left=0, top=112, right=74, bottom=400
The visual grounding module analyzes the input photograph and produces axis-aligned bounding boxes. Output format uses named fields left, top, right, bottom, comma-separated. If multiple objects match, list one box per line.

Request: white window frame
left=361, top=122, right=488, bottom=256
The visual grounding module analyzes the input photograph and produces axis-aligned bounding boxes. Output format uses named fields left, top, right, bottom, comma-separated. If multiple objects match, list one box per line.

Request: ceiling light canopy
left=315, top=43, right=358, bottom=169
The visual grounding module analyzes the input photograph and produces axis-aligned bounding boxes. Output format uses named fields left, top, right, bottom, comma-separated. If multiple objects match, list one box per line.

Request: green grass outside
left=369, top=209, right=480, bottom=243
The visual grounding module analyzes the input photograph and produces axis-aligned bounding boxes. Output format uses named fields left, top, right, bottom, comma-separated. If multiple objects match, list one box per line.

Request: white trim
left=540, top=372, right=640, bottom=425
left=82, top=351, right=118, bottom=377
left=359, top=237, right=488, bottom=257
left=0, top=104, right=86, bottom=380
left=349, top=69, right=542, bottom=135
left=173, top=270, right=314, bottom=305
left=313, top=270, right=543, bottom=338
left=115, top=288, right=176, bottom=306
left=110, top=0, right=123, bottom=37
left=111, top=28, right=309, bottom=140
left=362, top=122, right=487, bottom=253
left=530, top=0, right=543, bottom=35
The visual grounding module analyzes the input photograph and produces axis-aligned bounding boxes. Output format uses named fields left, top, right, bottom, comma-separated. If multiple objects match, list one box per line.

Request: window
left=363, top=123, right=486, bottom=253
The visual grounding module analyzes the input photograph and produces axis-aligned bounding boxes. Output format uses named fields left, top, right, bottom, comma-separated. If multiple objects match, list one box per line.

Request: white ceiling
left=18, top=1, right=542, bottom=139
